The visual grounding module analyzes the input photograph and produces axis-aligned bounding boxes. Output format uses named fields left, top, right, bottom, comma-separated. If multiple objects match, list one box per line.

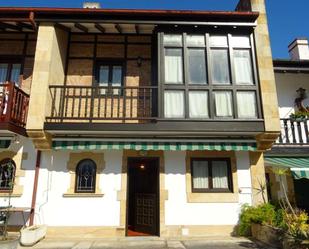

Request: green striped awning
left=265, top=157, right=309, bottom=179
left=52, top=141, right=257, bottom=151
left=0, top=140, right=11, bottom=149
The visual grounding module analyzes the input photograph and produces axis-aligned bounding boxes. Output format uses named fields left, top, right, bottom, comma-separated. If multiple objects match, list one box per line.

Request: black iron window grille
left=0, top=159, right=16, bottom=191
left=75, top=159, right=97, bottom=193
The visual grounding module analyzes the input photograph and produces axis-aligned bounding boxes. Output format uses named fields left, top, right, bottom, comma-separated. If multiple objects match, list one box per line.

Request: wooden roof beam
left=55, top=23, right=71, bottom=33
left=115, top=24, right=122, bottom=34
left=16, top=22, right=33, bottom=30
left=74, top=23, right=88, bottom=33
left=0, top=22, right=22, bottom=31
left=135, top=24, right=140, bottom=34
left=94, top=23, right=105, bottom=33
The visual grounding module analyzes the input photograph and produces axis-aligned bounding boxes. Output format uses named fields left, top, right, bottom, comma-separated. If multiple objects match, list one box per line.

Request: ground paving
left=18, top=237, right=276, bottom=249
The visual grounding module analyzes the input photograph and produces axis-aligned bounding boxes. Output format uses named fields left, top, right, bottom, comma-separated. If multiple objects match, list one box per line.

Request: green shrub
left=238, top=203, right=278, bottom=236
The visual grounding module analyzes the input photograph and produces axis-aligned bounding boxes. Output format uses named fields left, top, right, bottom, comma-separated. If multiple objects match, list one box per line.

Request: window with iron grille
left=0, top=158, right=16, bottom=191
left=75, top=159, right=97, bottom=193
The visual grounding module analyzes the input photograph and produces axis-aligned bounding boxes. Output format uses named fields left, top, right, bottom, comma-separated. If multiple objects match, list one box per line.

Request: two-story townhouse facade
left=264, top=38, right=309, bottom=212
left=0, top=0, right=281, bottom=238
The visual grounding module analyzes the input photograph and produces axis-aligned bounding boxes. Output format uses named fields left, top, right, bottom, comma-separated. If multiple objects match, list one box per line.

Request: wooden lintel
left=74, top=23, right=88, bottom=33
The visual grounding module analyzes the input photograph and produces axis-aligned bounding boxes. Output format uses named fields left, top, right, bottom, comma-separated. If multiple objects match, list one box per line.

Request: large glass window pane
left=189, top=91, right=208, bottom=118
left=163, top=34, right=182, bottom=46
left=210, top=35, right=228, bottom=47
left=231, top=36, right=250, bottom=47
left=10, top=64, right=21, bottom=85
left=112, top=66, right=122, bottom=86
left=192, top=160, right=209, bottom=189
left=164, top=90, right=184, bottom=118
left=186, top=35, right=205, bottom=47
left=0, top=64, right=8, bottom=83
left=237, top=91, right=257, bottom=118
left=211, top=50, right=230, bottom=84
left=212, top=161, right=229, bottom=189
left=234, top=50, right=253, bottom=84
left=99, top=66, right=109, bottom=86
left=188, top=49, right=207, bottom=84
left=164, top=48, right=183, bottom=84
left=214, top=91, right=233, bottom=117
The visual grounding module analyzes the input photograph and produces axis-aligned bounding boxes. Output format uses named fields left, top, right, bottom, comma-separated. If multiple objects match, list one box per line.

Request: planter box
left=251, top=223, right=282, bottom=248
left=0, top=235, right=19, bottom=249
left=282, top=237, right=309, bottom=249
left=20, top=225, right=47, bottom=246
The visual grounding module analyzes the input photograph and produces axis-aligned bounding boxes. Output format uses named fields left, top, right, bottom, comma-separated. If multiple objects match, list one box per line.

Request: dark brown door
left=127, top=158, right=159, bottom=236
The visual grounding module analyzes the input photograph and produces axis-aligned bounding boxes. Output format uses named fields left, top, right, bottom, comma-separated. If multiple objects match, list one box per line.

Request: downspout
left=29, top=150, right=41, bottom=226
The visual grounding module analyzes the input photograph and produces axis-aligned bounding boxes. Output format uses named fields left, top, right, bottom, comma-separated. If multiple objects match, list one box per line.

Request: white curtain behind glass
left=189, top=91, right=208, bottom=118
left=164, top=49, right=183, bottom=84
left=0, top=64, right=8, bottom=83
left=212, top=161, right=228, bottom=189
left=164, top=91, right=184, bottom=118
left=214, top=91, right=233, bottom=117
left=237, top=91, right=257, bottom=118
left=234, top=50, right=253, bottom=84
left=192, top=160, right=209, bottom=189
left=211, top=49, right=230, bottom=84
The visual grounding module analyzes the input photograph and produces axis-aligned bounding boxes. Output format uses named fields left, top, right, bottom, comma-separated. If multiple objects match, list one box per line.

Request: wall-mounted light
left=140, top=164, right=145, bottom=170
left=137, top=56, right=143, bottom=67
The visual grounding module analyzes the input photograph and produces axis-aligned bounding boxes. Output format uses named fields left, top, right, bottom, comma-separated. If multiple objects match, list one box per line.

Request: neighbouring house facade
left=0, top=0, right=281, bottom=238
left=264, top=38, right=309, bottom=212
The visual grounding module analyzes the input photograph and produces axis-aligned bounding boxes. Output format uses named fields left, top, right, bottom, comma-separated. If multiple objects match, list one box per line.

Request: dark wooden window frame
left=0, top=158, right=16, bottom=192
left=158, top=31, right=262, bottom=120
left=93, top=59, right=125, bottom=96
left=74, top=159, right=97, bottom=193
left=190, top=157, right=233, bottom=193
left=0, top=57, right=23, bottom=85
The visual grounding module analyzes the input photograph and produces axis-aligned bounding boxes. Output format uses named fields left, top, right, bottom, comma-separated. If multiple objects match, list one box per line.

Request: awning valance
left=265, top=157, right=309, bottom=179
left=52, top=141, right=257, bottom=152
left=0, top=140, right=11, bottom=149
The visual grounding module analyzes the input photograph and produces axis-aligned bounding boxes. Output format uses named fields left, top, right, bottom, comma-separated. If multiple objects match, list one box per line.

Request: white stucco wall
left=275, top=72, right=309, bottom=118
left=34, top=150, right=122, bottom=226
left=1, top=147, right=254, bottom=227
left=164, top=151, right=252, bottom=226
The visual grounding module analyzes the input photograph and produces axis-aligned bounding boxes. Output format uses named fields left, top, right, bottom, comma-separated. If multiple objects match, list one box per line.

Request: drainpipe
left=29, top=150, right=41, bottom=226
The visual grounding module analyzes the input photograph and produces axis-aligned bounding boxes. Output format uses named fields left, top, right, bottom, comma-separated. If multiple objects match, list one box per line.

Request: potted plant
left=0, top=160, right=20, bottom=249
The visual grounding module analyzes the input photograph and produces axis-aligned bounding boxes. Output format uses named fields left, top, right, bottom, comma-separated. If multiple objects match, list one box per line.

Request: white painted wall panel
left=164, top=151, right=252, bottom=226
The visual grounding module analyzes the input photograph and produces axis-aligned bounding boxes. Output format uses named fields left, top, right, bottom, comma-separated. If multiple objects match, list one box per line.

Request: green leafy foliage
left=238, top=203, right=281, bottom=236
left=290, top=111, right=309, bottom=120
left=283, top=209, right=309, bottom=240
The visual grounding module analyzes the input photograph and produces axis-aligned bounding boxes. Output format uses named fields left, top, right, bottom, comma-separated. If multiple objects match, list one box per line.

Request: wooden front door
left=127, top=158, right=159, bottom=236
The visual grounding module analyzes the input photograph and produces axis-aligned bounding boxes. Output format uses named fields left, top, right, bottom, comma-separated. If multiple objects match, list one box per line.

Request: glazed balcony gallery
left=47, top=32, right=261, bottom=125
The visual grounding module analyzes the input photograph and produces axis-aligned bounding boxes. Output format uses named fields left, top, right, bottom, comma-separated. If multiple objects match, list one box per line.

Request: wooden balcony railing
left=0, top=82, right=29, bottom=128
left=47, top=85, right=158, bottom=123
left=277, top=118, right=309, bottom=145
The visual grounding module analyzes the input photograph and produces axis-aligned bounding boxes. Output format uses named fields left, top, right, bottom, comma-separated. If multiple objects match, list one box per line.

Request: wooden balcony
left=277, top=118, right=309, bottom=145
left=45, top=85, right=265, bottom=136
left=47, top=85, right=158, bottom=123
left=0, top=82, right=29, bottom=136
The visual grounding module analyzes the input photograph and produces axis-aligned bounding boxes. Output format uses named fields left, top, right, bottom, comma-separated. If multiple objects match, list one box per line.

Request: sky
left=1, top=0, right=309, bottom=59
